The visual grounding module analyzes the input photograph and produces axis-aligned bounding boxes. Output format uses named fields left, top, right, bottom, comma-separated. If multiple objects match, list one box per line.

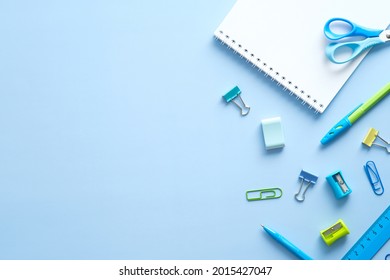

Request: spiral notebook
left=214, top=0, right=389, bottom=113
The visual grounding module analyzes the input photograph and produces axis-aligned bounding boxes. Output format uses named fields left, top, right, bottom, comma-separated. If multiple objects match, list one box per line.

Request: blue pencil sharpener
left=326, top=170, right=352, bottom=199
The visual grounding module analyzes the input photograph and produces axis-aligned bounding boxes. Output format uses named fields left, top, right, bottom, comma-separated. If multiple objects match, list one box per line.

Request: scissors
left=324, top=17, right=390, bottom=64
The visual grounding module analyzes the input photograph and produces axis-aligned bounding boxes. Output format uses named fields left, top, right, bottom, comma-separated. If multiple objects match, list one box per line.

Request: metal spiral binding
left=214, top=31, right=322, bottom=114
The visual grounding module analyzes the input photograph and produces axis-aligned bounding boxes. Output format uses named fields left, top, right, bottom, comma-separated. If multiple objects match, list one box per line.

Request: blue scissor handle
left=324, top=18, right=382, bottom=40
left=325, top=36, right=384, bottom=64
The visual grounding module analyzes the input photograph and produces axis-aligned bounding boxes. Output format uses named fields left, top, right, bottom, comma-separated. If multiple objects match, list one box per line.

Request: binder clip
left=294, top=170, right=318, bottom=202
left=326, top=170, right=352, bottom=199
left=222, top=86, right=250, bottom=116
left=364, top=160, right=384, bottom=195
left=320, top=219, right=350, bottom=246
left=362, top=128, right=390, bottom=153
left=246, top=188, right=283, bottom=201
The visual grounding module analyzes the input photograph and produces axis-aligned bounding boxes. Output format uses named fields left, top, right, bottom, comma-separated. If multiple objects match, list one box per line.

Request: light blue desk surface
left=0, top=1, right=389, bottom=260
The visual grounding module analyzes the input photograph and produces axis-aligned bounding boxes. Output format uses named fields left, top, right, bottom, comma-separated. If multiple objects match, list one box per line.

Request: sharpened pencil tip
left=261, top=224, right=264, bottom=228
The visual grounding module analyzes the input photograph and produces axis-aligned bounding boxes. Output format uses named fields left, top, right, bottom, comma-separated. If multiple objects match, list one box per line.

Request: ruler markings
left=342, top=205, right=390, bottom=260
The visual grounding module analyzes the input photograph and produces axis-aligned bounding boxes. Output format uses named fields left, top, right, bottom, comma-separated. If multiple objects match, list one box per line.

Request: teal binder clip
left=222, top=86, right=250, bottom=116
left=326, top=170, right=352, bottom=199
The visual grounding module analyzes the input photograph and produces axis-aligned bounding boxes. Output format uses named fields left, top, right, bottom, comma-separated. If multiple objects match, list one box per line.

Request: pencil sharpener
left=326, top=170, right=352, bottom=199
left=320, top=219, right=350, bottom=246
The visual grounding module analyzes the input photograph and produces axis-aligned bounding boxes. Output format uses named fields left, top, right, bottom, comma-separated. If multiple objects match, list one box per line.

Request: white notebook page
left=214, top=0, right=389, bottom=113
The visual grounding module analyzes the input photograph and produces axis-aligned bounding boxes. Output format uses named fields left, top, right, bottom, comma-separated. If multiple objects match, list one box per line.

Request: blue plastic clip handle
left=364, top=161, right=384, bottom=195
left=295, top=170, right=318, bottom=202
left=299, top=170, right=318, bottom=185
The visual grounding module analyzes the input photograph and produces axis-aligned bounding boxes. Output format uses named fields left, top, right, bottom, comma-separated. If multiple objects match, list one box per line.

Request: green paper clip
left=246, top=188, right=282, bottom=201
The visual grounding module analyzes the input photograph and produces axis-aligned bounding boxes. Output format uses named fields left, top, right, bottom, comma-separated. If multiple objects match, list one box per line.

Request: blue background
left=0, top=0, right=389, bottom=260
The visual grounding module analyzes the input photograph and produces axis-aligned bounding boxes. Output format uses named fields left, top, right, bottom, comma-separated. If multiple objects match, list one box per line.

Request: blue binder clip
left=295, top=170, right=318, bottom=202
left=326, top=170, right=352, bottom=199
left=222, top=86, right=250, bottom=116
left=364, top=161, right=384, bottom=195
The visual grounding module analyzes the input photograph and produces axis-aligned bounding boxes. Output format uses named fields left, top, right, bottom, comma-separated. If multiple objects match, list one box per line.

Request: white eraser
left=261, top=117, right=285, bottom=150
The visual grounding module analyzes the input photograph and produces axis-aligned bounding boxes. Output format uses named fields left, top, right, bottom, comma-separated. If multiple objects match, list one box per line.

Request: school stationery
left=321, top=82, right=390, bottom=145
left=364, top=161, right=384, bottom=196
left=261, top=117, right=285, bottom=150
left=320, top=219, right=350, bottom=246
left=324, top=18, right=390, bottom=64
left=246, top=188, right=282, bottom=201
left=214, top=0, right=390, bottom=114
left=342, top=205, right=390, bottom=260
left=326, top=171, right=352, bottom=199
left=261, top=225, right=313, bottom=260
left=362, top=128, right=390, bottom=153
left=222, top=86, right=250, bottom=116
left=295, top=170, right=318, bottom=202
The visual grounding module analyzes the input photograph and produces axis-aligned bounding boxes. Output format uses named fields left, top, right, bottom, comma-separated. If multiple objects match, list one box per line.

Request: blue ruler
left=342, top=205, right=390, bottom=260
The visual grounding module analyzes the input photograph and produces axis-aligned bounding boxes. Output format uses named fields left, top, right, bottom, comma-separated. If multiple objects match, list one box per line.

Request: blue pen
left=321, top=82, right=390, bottom=145
left=261, top=225, right=313, bottom=260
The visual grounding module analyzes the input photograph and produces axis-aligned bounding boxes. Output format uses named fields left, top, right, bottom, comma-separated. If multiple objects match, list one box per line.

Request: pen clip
left=320, top=103, right=362, bottom=145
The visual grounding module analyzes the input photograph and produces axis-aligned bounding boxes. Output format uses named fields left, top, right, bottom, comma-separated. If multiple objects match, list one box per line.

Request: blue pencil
left=261, top=225, right=313, bottom=260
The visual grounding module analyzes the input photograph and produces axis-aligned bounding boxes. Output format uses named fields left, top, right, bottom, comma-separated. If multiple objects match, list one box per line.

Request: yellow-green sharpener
left=320, top=219, right=350, bottom=246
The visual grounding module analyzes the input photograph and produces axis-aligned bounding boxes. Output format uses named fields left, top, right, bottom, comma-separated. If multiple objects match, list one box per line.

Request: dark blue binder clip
left=295, top=170, right=318, bottom=202
left=364, top=161, right=384, bottom=196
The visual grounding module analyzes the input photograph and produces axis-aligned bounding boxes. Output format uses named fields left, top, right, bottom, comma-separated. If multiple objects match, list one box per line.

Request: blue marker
left=261, top=225, right=313, bottom=260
